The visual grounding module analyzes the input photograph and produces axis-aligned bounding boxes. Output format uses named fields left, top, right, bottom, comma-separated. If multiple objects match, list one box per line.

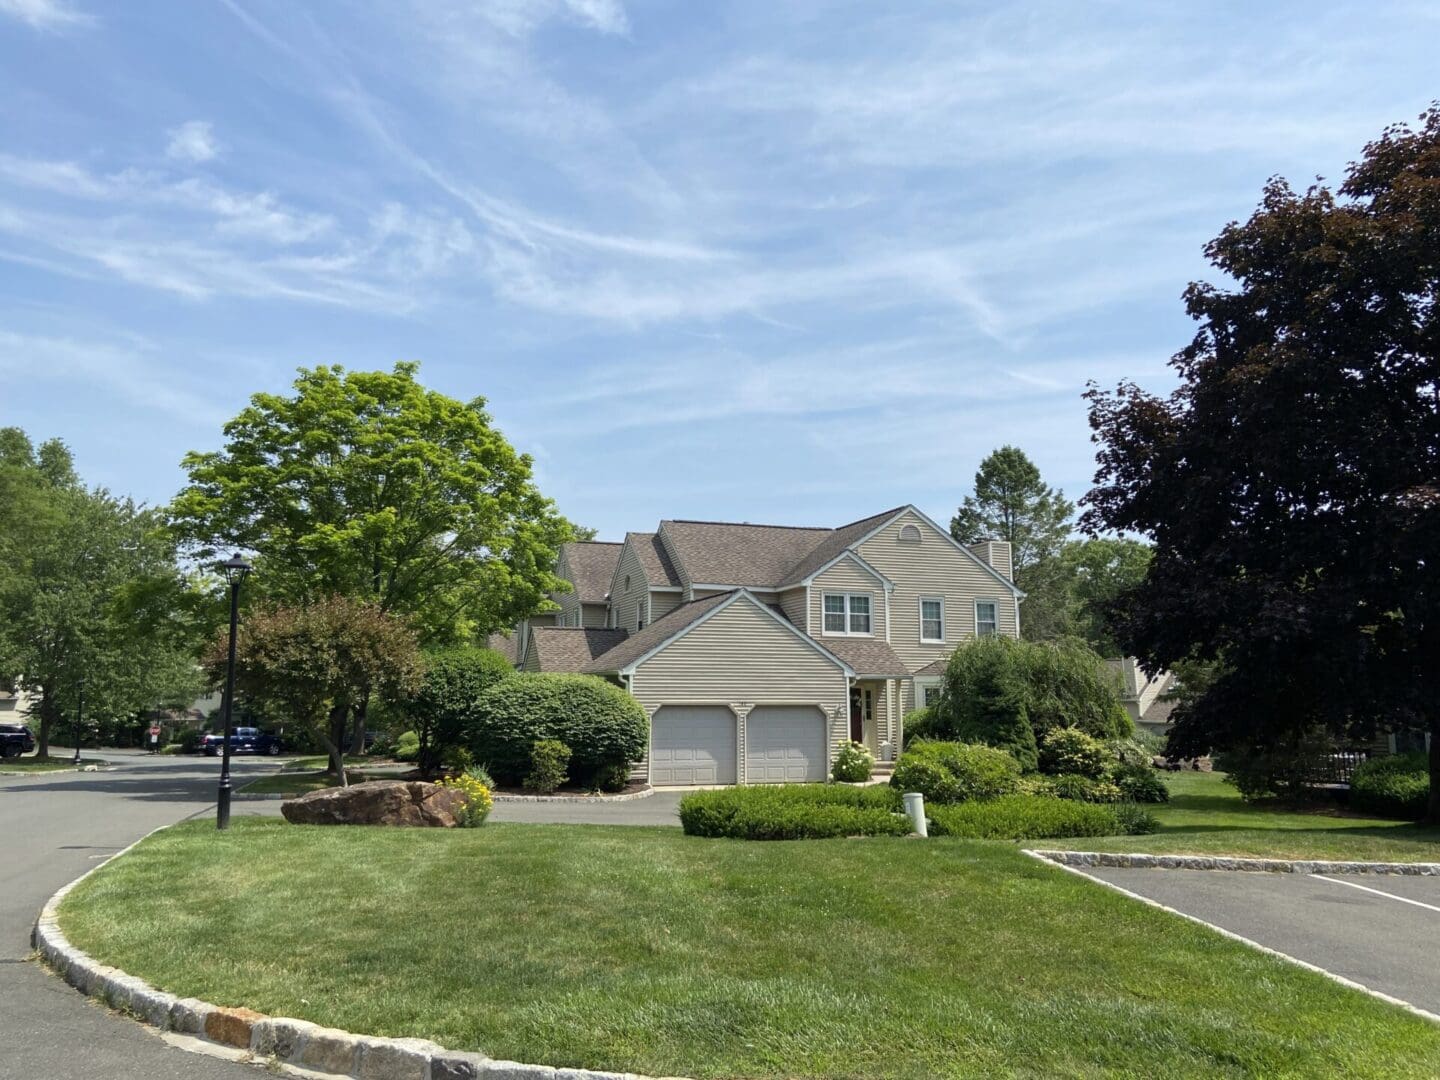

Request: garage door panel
left=650, top=706, right=736, bottom=786
left=746, top=705, right=826, bottom=783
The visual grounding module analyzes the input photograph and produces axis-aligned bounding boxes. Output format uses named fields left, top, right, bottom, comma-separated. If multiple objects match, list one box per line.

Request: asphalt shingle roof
left=658, top=519, right=832, bottom=588
left=527, top=627, right=630, bottom=673
left=775, top=507, right=906, bottom=586
left=559, top=541, right=624, bottom=603
left=819, top=637, right=910, bottom=677
left=581, top=591, right=736, bottom=673
left=626, top=532, right=682, bottom=588
left=484, top=632, right=519, bottom=666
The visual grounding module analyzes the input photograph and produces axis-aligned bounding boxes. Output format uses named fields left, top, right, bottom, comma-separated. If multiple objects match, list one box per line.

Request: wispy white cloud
left=0, top=0, right=91, bottom=31
left=166, top=120, right=221, bottom=163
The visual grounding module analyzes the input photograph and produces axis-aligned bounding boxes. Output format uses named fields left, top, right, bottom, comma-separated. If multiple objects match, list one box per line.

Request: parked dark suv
left=201, top=727, right=283, bottom=756
left=0, top=723, right=36, bottom=758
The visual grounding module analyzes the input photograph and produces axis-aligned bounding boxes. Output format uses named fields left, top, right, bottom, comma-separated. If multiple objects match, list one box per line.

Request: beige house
left=508, top=505, right=1022, bottom=787
left=1104, top=658, right=1177, bottom=734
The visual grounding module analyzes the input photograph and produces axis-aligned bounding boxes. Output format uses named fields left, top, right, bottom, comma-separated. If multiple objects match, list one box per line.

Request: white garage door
left=745, top=706, right=827, bottom=784
left=650, top=706, right=737, bottom=786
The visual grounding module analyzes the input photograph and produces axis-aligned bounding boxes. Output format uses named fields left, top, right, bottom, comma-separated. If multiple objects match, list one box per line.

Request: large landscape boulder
left=281, top=781, right=467, bottom=827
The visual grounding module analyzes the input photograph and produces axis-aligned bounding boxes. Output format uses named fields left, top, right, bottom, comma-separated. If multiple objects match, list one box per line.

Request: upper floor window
left=975, top=600, right=999, bottom=637
left=920, top=597, right=945, bottom=642
left=624, top=574, right=631, bottom=591
left=823, top=592, right=871, bottom=635
left=916, top=678, right=943, bottom=708
left=898, top=523, right=921, bottom=543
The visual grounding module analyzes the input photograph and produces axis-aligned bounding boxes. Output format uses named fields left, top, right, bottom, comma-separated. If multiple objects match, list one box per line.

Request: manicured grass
left=1046, top=771, right=1440, bottom=861
left=279, top=754, right=373, bottom=772
left=59, top=819, right=1440, bottom=1078
left=0, top=755, right=107, bottom=774
left=238, top=771, right=336, bottom=796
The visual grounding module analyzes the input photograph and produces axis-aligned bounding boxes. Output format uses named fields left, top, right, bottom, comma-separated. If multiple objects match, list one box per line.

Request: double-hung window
left=919, top=597, right=945, bottom=643
left=975, top=600, right=999, bottom=637
left=823, top=593, right=872, bottom=635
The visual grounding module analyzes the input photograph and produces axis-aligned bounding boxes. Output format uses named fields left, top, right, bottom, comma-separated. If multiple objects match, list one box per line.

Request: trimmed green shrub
left=174, top=728, right=206, bottom=754
left=1016, top=774, right=1059, bottom=798
left=1351, top=752, right=1428, bottom=820
left=1110, top=763, right=1170, bottom=803
left=1039, top=727, right=1111, bottom=778
left=927, top=795, right=1145, bottom=840
left=934, top=637, right=1131, bottom=770
left=393, top=730, right=420, bottom=762
left=901, top=706, right=939, bottom=745
left=832, top=740, right=875, bottom=782
left=463, top=673, right=647, bottom=785
left=593, top=762, right=631, bottom=793
left=679, top=784, right=907, bottom=840
left=889, top=739, right=1021, bottom=804
left=525, top=738, right=571, bottom=794
left=1111, top=802, right=1162, bottom=835
left=1220, top=729, right=1339, bottom=802
left=403, top=646, right=515, bottom=773
left=1051, top=773, right=1124, bottom=803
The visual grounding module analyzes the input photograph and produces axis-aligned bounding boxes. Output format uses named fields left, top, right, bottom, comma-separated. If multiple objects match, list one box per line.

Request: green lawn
left=238, top=771, right=336, bottom=796
left=0, top=755, right=107, bottom=774
left=1045, top=771, right=1440, bottom=862
left=280, top=754, right=375, bottom=772
left=59, top=819, right=1440, bottom=1078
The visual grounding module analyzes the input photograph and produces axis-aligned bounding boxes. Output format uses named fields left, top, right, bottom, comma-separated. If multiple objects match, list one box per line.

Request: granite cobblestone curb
left=32, top=836, right=687, bottom=1080
left=1028, top=849, right=1440, bottom=876
left=491, top=787, right=654, bottom=804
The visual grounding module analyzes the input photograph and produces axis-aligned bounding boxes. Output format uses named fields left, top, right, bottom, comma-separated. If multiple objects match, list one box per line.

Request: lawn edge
left=1021, top=849, right=1440, bottom=1025
left=32, top=823, right=684, bottom=1080
left=1029, top=849, right=1440, bottom=875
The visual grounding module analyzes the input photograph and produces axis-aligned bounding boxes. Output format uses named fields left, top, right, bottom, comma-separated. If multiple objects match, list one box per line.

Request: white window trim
left=914, top=677, right=943, bottom=709
left=918, top=595, right=945, bottom=644
left=821, top=591, right=874, bottom=637
left=974, top=598, right=1000, bottom=638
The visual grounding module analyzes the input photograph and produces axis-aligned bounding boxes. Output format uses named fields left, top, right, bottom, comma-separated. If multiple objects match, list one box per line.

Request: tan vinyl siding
left=581, top=602, right=609, bottom=628
left=610, top=541, right=651, bottom=632
left=810, top=558, right=885, bottom=639
left=630, top=599, right=849, bottom=770
left=967, top=540, right=1013, bottom=581
left=650, top=590, right=683, bottom=621
left=778, top=587, right=807, bottom=630
left=857, top=509, right=1019, bottom=713
left=521, top=643, right=541, bottom=672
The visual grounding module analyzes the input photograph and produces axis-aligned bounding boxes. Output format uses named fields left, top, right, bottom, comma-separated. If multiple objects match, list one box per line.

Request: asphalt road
left=0, top=750, right=281, bottom=1080
left=1085, top=865, right=1440, bottom=1014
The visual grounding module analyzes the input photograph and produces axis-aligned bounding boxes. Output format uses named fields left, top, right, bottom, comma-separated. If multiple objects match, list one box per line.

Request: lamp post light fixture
left=216, top=553, right=253, bottom=830
left=72, top=678, right=85, bottom=766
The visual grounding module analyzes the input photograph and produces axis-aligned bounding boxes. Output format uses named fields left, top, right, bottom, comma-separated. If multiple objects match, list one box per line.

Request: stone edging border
left=1027, top=850, right=1440, bottom=876
left=492, top=786, right=654, bottom=804
left=32, top=829, right=686, bottom=1080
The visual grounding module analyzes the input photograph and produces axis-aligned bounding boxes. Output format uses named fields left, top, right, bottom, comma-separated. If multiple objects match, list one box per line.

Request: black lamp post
left=216, top=553, right=252, bottom=830
left=71, top=678, right=85, bottom=766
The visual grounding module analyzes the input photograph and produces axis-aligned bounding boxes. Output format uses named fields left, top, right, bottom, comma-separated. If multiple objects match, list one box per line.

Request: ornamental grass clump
left=437, top=771, right=494, bottom=827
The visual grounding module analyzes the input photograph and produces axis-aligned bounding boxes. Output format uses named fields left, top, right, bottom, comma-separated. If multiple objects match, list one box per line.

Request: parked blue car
left=201, top=727, right=283, bottom=756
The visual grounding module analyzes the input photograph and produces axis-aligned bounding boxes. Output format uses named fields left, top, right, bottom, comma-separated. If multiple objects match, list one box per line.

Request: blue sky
left=0, top=1, right=1434, bottom=540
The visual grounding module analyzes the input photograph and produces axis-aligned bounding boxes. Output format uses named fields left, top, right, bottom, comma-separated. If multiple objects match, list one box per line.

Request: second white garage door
left=745, top=705, right=827, bottom=783
left=650, top=705, right=737, bottom=786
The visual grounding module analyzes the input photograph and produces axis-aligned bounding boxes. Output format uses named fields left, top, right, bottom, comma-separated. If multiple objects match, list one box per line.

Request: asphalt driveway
left=1, top=750, right=281, bottom=1080
left=1082, top=865, right=1440, bottom=1015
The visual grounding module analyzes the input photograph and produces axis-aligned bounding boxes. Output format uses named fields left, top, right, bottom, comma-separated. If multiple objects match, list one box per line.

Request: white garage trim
left=649, top=704, right=738, bottom=787
left=745, top=705, right=828, bottom=784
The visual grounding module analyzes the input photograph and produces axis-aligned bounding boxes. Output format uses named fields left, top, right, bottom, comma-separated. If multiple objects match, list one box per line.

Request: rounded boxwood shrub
left=832, top=740, right=875, bottom=782
left=1110, top=763, right=1170, bottom=803
left=404, top=645, right=516, bottom=772
left=1039, top=727, right=1112, bottom=778
left=901, top=706, right=939, bottom=746
left=889, top=739, right=1021, bottom=804
left=463, top=673, right=647, bottom=786
left=1351, top=752, right=1429, bottom=820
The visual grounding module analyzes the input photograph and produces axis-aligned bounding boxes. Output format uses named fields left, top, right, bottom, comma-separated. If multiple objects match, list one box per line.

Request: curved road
left=1, top=751, right=281, bottom=1080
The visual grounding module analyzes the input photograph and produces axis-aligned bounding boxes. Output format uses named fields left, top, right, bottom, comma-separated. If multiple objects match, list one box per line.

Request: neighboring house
left=0, top=683, right=35, bottom=723
left=510, top=506, right=1022, bottom=787
left=1104, top=658, right=1177, bottom=735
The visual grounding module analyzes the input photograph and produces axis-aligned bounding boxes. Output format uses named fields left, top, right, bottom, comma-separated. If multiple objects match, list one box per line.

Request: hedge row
left=928, top=795, right=1159, bottom=840
left=679, top=784, right=907, bottom=839
left=1351, top=752, right=1429, bottom=820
